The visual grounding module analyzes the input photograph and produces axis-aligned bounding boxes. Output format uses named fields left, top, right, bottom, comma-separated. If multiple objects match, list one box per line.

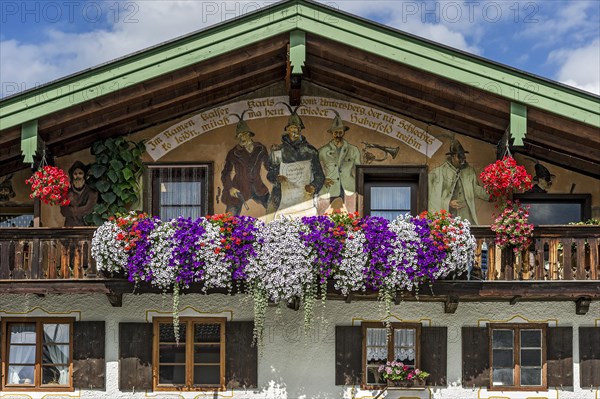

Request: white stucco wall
left=0, top=293, right=597, bottom=399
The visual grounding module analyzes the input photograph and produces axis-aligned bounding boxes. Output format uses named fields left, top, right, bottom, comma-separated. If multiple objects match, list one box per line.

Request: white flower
left=91, top=220, right=128, bottom=274
left=246, top=217, right=315, bottom=303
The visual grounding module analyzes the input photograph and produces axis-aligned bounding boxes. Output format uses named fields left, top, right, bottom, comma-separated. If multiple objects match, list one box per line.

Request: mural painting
left=317, top=110, right=362, bottom=214
left=0, top=173, right=34, bottom=227
left=528, top=161, right=556, bottom=194
left=220, top=112, right=270, bottom=215
left=267, top=104, right=325, bottom=219
left=428, top=139, right=489, bottom=224
left=59, top=161, right=98, bottom=226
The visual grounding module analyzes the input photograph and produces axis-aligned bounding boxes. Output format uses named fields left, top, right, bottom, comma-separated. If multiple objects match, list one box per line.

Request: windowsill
left=153, top=384, right=225, bottom=392
left=487, top=386, right=548, bottom=392
left=2, top=385, right=74, bottom=392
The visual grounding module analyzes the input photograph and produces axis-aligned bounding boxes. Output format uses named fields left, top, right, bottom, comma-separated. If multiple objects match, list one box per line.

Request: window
left=146, top=164, right=213, bottom=220
left=362, top=322, right=421, bottom=386
left=489, top=324, right=547, bottom=390
left=0, top=208, right=34, bottom=228
left=357, top=166, right=427, bottom=221
left=1, top=318, right=73, bottom=391
left=153, top=318, right=225, bottom=391
left=513, top=194, right=591, bottom=225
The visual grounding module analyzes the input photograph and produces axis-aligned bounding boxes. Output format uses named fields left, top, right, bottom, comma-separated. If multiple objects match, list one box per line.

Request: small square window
left=362, top=322, right=421, bottom=387
left=489, top=324, right=546, bottom=390
left=146, top=164, right=213, bottom=220
left=153, top=317, right=225, bottom=391
left=2, top=318, right=73, bottom=391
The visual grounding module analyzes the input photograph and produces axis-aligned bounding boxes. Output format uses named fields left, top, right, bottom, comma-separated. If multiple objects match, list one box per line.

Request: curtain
left=366, top=328, right=387, bottom=361
left=42, top=324, right=69, bottom=385
left=394, top=328, right=416, bottom=362
left=8, top=324, right=36, bottom=384
left=158, top=168, right=204, bottom=220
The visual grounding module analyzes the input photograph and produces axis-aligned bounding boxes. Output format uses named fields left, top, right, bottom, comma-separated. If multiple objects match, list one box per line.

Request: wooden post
left=562, top=238, right=573, bottom=280
left=575, top=239, right=587, bottom=280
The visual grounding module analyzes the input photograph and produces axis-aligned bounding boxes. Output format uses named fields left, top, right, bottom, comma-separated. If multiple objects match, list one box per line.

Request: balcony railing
left=0, top=226, right=599, bottom=282
left=470, top=225, right=600, bottom=281
left=0, top=227, right=98, bottom=280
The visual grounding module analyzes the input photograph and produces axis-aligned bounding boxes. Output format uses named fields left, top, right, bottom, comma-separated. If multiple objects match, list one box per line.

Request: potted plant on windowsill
left=378, top=361, right=429, bottom=389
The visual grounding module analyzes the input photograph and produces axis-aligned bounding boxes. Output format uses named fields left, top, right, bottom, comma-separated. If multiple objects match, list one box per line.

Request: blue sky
left=1, top=0, right=599, bottom=99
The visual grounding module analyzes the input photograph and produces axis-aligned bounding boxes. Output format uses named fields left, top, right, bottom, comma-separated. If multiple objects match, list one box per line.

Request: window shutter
left=462, top=327, right=490, bottom=387
left=546, top=326, right=572, bottom=387
left=73, top=321, right=105, bottom=389
left=119, top=322, right=153, bottom=390
left=420, top=326, right=447, bottom=386
left=579, top=327, right=600, bottom=388
left=335, top=325, right=362, bottom=385
left=226, top=321, right=257, bottom=388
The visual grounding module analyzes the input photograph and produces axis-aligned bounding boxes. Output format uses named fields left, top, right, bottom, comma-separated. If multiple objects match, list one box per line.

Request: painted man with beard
left=60, top=161, right=98, bottom=226
left=267, top=110, right=325, bottom=218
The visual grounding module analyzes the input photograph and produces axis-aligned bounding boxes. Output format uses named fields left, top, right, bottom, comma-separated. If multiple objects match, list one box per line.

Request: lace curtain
left=366, top=328, right=387, bottom=361
left=394, top=328, right=415, bottom=362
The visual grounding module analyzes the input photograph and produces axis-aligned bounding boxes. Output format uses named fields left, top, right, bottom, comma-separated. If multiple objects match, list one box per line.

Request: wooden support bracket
left=345, top=293, right=353, bottom=304
left=287, top=296, right=300, bottom=311
left=444, top=296, right=459, bottom=313
left=509, top=295, right=521, bottom=305
left=575, top=297, right=591, bottom=315
left=106, top=292, right=123, bottom=307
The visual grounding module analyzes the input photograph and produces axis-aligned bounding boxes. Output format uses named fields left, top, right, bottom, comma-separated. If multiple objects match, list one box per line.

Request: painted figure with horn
left=317, top=110, right=361, bottom=214
left=428, top=139, right=488, bottom=224
left=220, top=111, right=270, bottom=215
left=267, top=103, right=325, bottom=218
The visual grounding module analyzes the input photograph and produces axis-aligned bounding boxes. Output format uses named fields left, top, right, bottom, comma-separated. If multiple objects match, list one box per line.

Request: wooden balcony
left=0, top=226, right=599, bottom=311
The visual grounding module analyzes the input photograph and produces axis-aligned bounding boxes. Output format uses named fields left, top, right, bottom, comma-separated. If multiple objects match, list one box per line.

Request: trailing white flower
left=147, top=220, right=176, bottom=291
left=334, top=230, right=368, bottom=295
left=246, top=216, right=315, bottom=304
left=440, top=217, right=476, bottom=279
left=91, top=220, right=128, bottom=274
left=195, top=218, right=230, bottom=291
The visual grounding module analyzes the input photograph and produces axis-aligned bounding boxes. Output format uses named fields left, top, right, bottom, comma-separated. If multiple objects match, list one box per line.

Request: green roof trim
left=21, top=120, right=38, bottom=163
left=510, top=102, right=527, bottom=146
left=290, top=30, right=306, bottom=74
left=1, top=0, right=599, bottom=132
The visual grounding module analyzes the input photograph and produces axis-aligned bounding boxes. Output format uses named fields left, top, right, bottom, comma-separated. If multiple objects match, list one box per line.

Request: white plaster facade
left=0, top=293, right=597, bottom=399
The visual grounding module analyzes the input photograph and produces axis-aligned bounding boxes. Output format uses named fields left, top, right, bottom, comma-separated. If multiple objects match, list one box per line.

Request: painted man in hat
left=528, top=162, right=555, bottom=193
left=60, top=161, right=98, bottom=226
left=317, top=111, right=361, bottom=214
left=267, top=109, right=325, bottom=217
left=221, top=114, right=270, bottom=215
left=428, top=140, right=488, bottom=224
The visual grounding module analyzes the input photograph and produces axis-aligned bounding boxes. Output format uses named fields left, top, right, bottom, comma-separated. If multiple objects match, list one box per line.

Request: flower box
left=387, top=379, right=427, bottom=389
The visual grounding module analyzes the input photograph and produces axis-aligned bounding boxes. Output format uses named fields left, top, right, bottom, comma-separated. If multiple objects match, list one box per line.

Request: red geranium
left=25, top=166, right=70, bottom=206
left=479, top=156, right=533, bottom=201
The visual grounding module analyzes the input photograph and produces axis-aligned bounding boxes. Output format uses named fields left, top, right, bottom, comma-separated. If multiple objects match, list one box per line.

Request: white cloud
left=549, top=39, right=600, bottom=94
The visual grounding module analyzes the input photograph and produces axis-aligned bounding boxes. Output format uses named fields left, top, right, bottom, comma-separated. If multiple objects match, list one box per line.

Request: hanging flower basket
left=479, top=156, right=533, bottom=201
left=25, top=165, right=70, bottom=206
left=491, top=200, right=534, bottom=254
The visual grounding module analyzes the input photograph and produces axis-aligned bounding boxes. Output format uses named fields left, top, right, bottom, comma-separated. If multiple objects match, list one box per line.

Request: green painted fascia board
left=510, top=102, right=527, bottom=146
left=0, top=2, right=303, bottom=130
left=21, top=120, right=38, bottom=163
left=290, top=30, right=306, bottom=74
left=293, top=4, right=600, bottom=127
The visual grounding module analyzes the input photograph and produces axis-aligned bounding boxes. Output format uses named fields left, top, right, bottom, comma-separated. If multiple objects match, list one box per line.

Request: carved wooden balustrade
left=0, top=226, right=599, bottom=282
left=0, top=227, right=98, bottom=280
left=470, top=225, right=600, bottom=281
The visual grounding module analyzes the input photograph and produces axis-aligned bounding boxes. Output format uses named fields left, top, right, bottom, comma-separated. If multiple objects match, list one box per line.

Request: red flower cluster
left=327, top=210, right=362, bottom=240
left=417, top=209, right=465, bottom=251
left=25, top=166, right=70, bottom=206
left=479, top=156, right=533, bottom=201
left=207, top=213, right=238, bottom=254
left=110, top=213, right=149, bottom=251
